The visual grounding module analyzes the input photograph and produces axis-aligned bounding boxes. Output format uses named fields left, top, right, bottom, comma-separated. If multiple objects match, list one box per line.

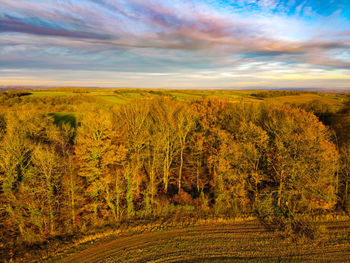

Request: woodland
left=0, top=89, right=349, bottom=261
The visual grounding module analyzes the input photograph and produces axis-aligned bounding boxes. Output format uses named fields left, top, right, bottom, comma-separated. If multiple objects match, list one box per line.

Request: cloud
left=0, top=17, right=112, bottom=40
left=1, top=1, right=348, bottom=53
left=0, top=0, right=349, bottom=88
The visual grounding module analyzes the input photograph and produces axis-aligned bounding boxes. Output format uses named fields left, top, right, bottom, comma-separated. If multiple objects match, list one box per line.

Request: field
left=26, top=88, right=346, bottom=107
left=56, top=220, right=350, bottom=263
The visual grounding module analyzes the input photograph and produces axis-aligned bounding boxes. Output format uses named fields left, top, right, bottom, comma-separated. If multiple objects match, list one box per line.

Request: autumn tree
left=257, top=104, right=339, bottom=235
left=0, top=94, right=346, bottom=252
left=117, top=100, right=150, bottom=217
left=75, top=108, right=124, bottom=224
left=174, top=105, right=194, bottom=193
left=234, top=121, right=269, bottom=211
left=333, top=99, right=350, bottom=212
left=339, top=146, right=350, bottom=213
left=32, top=144, right=62, bottom=235
left=151, top=98, right=179, bottom=193
left=141, top=108, right=164, bottom=214
left=0, top=112, right=34, bottom=242
left=0, top=111, right=67, bottom=242
left=188, top=132, right=205, bottom=193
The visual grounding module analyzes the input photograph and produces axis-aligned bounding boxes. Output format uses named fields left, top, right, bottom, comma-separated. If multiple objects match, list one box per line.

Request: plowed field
left=59, top=221, right=350, bottom=263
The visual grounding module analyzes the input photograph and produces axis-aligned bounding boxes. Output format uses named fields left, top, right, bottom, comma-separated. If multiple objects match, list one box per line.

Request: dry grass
left=264, top=93, right=343, bottom=105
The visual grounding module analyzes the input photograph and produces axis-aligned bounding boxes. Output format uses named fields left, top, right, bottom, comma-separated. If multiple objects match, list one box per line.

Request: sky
left=0, top=0, right=350, bottom=89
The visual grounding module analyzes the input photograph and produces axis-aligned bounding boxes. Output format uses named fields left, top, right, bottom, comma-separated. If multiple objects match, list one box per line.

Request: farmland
left=26, top=88, right=346, bottom=106
left=58, top=220, right=350, bottom=263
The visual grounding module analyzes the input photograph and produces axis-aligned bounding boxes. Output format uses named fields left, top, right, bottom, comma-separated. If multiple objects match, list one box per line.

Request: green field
left=95, top=95, right=128, bottom=104
left=27, top=89, right=348, bottom=107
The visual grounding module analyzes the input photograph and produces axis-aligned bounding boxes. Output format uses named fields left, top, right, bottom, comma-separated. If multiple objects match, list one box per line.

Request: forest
left=0, top=89, right=350, bottom=261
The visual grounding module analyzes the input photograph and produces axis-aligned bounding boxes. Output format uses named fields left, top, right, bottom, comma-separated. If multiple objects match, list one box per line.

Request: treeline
left=296, top=99, right=340, bottom=125
left=0, top=97, right=349, bottom=253
left=0, top=93, right=100, bottom=111
left=0, top=90, right=32, bottom=103
left=251, top=90, right=301, bottom=98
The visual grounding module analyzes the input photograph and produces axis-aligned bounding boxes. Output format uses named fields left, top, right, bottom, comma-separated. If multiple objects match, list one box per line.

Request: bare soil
left=57, top=221, right=350, bottom=263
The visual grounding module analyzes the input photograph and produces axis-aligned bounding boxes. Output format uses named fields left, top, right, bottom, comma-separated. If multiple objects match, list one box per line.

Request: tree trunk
left=196, top=158, right=200, bottom=192
left=178, top=145, right=184, bottom=193
left=277, top=171, right=284, bottom=207
left=126, top=168, right=135, bottom=217
left=69, top=169, right=76, bottom=228
left=115, top=170, right=121, bottom=220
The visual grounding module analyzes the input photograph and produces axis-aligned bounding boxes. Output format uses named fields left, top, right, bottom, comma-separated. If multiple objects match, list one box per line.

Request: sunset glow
left=1, top=0, right=350, bottom=88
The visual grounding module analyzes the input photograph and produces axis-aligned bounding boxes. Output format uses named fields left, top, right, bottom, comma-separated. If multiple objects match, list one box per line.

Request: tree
left=142, top=111, right=164, bottom=214
left=208, top=129, right=241, bottom=215
left=235, top=121, right=269, bottom=211
left=257, top=104, right=339, bottom=235
left=340, top=145, right=350, bottom=213
left=188, top=132, right=205, bottom=193
left=333, top=98, right=350, bottom=212
left=117, top=100, right=150, bottom=217
left=75, top=109, right=121, bottom=224
left=0, top=111, right=68, bottom=242
left=151, top=98, right=178, bottom=193
left=32, top=144, right=62, bottom=235
left=174, top=105, right=194, bottom=193
left=0, top=114, right=33, bottom=241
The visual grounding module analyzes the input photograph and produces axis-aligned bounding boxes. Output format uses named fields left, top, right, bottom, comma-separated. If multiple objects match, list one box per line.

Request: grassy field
left=28, top=89, right=347, bottom=107
left=56, top=220, right=350, bottom=263
left=95, top=95, right=129, bottom=104
left=263, top=93, right=343, bottom=105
